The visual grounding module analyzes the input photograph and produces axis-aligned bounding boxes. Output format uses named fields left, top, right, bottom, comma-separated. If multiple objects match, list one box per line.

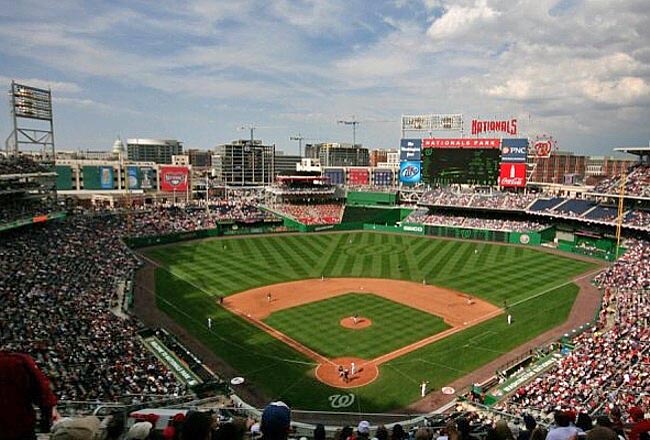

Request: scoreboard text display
left=422, top=148, right=500, bottom=185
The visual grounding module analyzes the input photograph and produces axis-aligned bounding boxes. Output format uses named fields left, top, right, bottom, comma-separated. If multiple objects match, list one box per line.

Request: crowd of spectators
left=593, top=165, right=650, bottom=198
left=119, top=204, right=276, bottom=238
left=420, top=190, right=538, bottom=210
left=406, top=210, right=546, bottom=233
left=273, top=203, right=344, bottom=225
left=0, top=197, right=58, bottom=224
left=0, top=154, right=51, bottom=175
left=0, top=211, right=215, bottom=403
left=495, top=239, right=650, bottom=418
left=625, top=210, right=650, bottom=229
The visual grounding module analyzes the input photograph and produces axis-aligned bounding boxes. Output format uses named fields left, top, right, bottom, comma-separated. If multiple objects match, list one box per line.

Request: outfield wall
left=346, top=191, right=397, bottom=206
left=422, top=224, right=554, bottom=246
left=124, top=222, right=289, bottom=248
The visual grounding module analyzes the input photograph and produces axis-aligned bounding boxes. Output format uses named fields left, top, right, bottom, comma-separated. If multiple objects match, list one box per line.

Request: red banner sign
left=160, top=166, right=189, bottom=192
left=499, top=163, right=527, bottom=187
left=471, top=119, right=517, bottom=136
left=423, top=138, right=501, bottom=149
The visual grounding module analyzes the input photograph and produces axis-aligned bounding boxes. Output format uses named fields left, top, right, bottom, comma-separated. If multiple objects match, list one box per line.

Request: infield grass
left=147, top=231, right=598, bottom=412
left=264, top=293, right=449, bottom=359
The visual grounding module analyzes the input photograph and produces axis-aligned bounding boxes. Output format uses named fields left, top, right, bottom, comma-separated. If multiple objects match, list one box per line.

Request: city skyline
left=0, top=0, right=648, bottom=156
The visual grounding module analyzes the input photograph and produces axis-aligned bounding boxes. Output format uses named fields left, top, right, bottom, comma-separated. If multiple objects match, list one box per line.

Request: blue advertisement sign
left=400, top=161, right=421, bottom=184
left=99, top=166, right=114, bottom=189
left=400, top=138, right=422, bottom=161
left=501, top=138, right=528, bottom=163
left=127, top=166, right=139, bottom=189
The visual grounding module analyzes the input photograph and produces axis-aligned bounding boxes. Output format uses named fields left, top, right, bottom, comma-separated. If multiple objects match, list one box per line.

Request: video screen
left=422, top=148, right=500, bottom=185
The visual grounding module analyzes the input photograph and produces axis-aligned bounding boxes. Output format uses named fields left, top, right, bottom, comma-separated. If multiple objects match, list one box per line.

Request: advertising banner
left=160, top=166, right=189, bottom=192
left=499, top=163, right=527, bottom=187
left=373, top=169, right=393, bottom=186
left=55, top=165, right=72, bottom=190
left=400, top=138, right=422, bottom=161
left=423, top=138, right=501, bottom=149
left=140, top=167, right=154, bottom=189
left=348, top=168, right=369, bottom=185
left=323, top=168, right=345, bottom=185
left=99, top=166, right=114, bottom=189
left=501, top=138, right=529, bottom=163
left=399, top=161, right=421, bottom=184
left=126, top=166, right=140, bottom=189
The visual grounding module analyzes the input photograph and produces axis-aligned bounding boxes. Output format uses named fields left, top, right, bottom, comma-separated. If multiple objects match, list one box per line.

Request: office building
left=127, top=138, right=183, bottom=164
left=212, top=139, right=275, bottom=186
left=305, top=142, right=369, bottom=167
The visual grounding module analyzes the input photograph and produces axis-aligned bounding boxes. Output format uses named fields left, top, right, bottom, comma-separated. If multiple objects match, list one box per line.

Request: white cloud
left=0, top=0, right=647, bottom=153
left=427, top=0, right=499, bottom=39
left=582, top=77, right=650, bottom=106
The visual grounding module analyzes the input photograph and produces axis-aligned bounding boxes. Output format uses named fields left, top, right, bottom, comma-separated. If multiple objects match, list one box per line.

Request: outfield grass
left=148, top=231, right=597, bottom=411
left=264, top=293, right=449, bottom=359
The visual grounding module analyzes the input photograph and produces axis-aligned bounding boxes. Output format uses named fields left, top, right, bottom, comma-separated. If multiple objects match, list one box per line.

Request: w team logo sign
left=329, top=393, right=355, bottom=408
left=160, top=166, right=189, bottom=191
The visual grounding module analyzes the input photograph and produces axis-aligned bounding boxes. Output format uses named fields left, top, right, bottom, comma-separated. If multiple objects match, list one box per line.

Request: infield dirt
left=224, top=278, right=502, bottom=388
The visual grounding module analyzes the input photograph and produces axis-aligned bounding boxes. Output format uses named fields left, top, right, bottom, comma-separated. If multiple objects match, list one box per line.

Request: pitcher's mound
left=315, top=357, right=379, bottom=388
left=340, top=316, right=372, bottom=329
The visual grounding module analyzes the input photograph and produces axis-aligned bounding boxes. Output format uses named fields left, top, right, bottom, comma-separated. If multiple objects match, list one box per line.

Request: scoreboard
left=422, top=147, right=500, bottom=186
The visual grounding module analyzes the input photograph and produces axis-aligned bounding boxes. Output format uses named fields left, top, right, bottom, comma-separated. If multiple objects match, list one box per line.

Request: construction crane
left=289, top=133, right=317, bottom=158
left=337, top=116, right=396, bottom=147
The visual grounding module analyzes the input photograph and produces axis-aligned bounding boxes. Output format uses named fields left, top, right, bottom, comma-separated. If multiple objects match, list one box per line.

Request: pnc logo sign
left=502, top=146, right=527, bottom=155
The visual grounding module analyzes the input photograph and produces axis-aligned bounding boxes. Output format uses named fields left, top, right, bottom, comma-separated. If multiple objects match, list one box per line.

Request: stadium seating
left=554, top=199, right=596, bottom=216
left=583, top=205, right=619, bottom=221
left=405, top=209, right=546, bottom=233
left=0, top=154, right=50, bottom=175
left=593, top=165, right=650, bottom=198
left=527, top=197, right=565, bottom=212
left=273, top=203, right=343, bottom=225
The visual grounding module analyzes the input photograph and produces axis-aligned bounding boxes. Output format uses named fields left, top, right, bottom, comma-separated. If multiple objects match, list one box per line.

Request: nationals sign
left=471, top=118, right=518, bottom=136
left=423, top=138, right=500, bottom=149
left=160, top=166, right=189, bottom=191
left=499, top=163, right=527, bottom=188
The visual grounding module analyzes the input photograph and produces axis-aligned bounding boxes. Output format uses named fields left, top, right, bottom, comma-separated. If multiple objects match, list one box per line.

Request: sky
left=0, top=0, right=648, bottom=156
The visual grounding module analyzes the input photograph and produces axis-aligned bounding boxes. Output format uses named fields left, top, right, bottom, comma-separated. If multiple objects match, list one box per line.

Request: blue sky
left=0, top=0, right=648, bottom=155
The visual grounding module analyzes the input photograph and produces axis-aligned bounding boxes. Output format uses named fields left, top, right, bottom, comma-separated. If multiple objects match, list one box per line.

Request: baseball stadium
left=1, top=84, right=649, bottom=439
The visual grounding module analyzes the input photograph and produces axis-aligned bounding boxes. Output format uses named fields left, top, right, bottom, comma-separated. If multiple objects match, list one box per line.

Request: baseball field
left=144, top=231, right=597, bottom=412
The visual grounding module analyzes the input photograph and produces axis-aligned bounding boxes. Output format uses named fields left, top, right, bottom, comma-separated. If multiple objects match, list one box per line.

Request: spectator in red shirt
left=629, top=407, right=650, bottom=440
left=0, top=350, right=58, bottom=440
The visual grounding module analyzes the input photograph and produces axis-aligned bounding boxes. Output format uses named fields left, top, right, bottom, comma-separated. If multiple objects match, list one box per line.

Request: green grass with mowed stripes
left=264, top=293, right=449, bottom=359
left=146, top=231, right=597, bottom=412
